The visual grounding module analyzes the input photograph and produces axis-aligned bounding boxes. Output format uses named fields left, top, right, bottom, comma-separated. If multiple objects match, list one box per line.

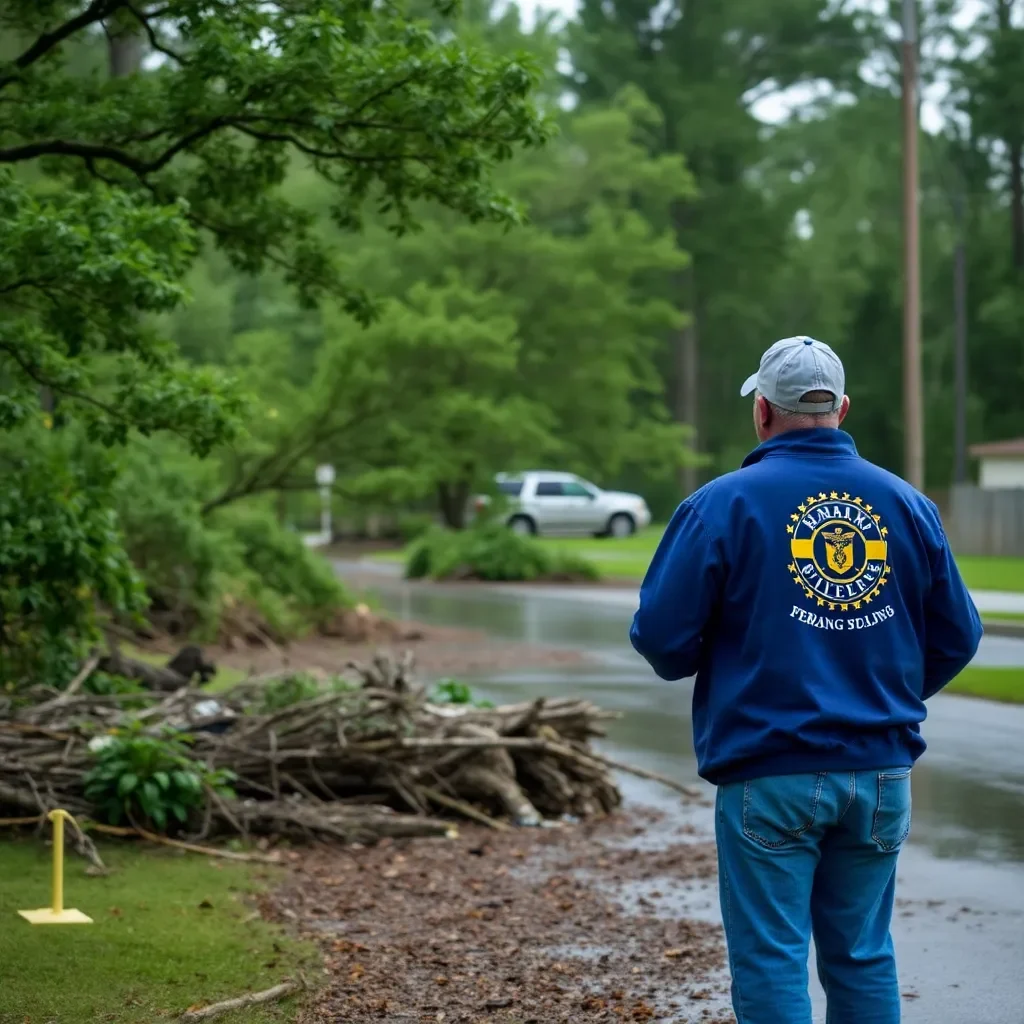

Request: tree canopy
left=0, top=0, right=552, bottom=681
left=3, top=0, right=1024, bottom=683
left=0, top=0, right=550, bottom=448
left=201, top=86, right=696, bottom=526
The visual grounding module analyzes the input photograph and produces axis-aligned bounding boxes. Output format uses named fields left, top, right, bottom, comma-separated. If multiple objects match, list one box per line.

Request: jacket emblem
left=786, top=492, right=891, bottom=612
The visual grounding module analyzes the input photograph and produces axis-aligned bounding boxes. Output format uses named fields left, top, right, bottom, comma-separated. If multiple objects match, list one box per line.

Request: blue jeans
left=715, top=768, right=912, bottom=1024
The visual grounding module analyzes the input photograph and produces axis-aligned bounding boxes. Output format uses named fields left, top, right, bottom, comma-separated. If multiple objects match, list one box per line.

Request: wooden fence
left=945, top=485, right=1024, bottom=558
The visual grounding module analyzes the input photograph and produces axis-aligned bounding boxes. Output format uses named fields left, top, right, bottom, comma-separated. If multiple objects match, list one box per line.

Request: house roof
left=969, top=438, right=1024, bottom=459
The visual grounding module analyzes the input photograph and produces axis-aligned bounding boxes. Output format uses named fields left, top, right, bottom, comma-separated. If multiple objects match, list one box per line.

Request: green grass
left=544, top=535, right=657, bottom=581
left=954, top=556, right=1024, bottom=593
left=370, top=548, right=406, bottom=564
left=0, top=839, right=314, bottom=1023
left=946, top=666, right=1024, bottom=704
left=371, top=526, right=1024, bottom=591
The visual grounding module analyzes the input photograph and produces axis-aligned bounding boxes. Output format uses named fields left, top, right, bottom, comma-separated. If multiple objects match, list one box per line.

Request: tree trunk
left=437, top=481, right=470, bottom=530
left=673, top=266, right=700, bottom=496
left=107, top=21, right=144, bottom=77
left=99, top=648, right=189, bottom=692
left=40, top=385, right=56, bottom=420
left=1010, top=138, right=1024, bottom=270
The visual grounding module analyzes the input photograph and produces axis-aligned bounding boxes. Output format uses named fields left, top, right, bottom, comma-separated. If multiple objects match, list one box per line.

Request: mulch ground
left=263, top=810, right=736, bottom=1024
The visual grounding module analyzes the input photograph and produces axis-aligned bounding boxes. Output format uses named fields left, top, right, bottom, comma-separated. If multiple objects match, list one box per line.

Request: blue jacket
left=630, top=429, right=983, bottom=785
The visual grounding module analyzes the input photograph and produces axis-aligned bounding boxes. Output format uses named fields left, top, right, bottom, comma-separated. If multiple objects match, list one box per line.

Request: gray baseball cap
left=740, top=336, right=845, bottom=413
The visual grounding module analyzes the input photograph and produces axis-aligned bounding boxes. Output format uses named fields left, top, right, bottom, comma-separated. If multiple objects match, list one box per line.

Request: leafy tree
left=371, top=90, right=696, bottom=495
left=566, top=0, right=870, bottom=485
left=947, top=0, right=1024, bottom=271
left=0, top=0, right=549, bottom=435
left=0, top=0, right=549, bottom=677
left=328, top=281, right=555, bottom=527
left=202, top=282, right=553, bottom=528
left=756, top=91, right=951, bottom=480
left=197, top=87, right=697, bottom=525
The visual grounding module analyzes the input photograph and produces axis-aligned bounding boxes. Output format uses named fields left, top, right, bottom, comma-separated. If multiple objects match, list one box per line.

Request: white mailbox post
left=315, top=464, right=336, bottom=545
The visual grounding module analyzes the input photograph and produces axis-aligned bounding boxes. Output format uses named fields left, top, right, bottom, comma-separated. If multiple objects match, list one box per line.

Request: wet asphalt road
left=340, top=562, right=1024, bottom=1023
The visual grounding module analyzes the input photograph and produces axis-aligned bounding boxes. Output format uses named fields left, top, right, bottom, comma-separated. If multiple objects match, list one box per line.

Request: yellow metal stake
left=18, top=809, right=93, bottom=924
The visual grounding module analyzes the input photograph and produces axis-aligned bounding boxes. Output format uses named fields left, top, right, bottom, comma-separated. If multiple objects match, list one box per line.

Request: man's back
left=630, top=336, right=983, bottom=1024
left=630, top=428, right=983, bottom=785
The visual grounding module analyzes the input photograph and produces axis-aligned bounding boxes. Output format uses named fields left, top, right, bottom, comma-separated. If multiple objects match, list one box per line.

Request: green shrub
left=216, top=508, right=348, bottom=625
left=114, top=444, right=351, bottom=641
left=406, top=523, right=599, bottom=582
left=257, top=671, right=359, bottom=713
left=0, top=433, right=144, bottom=689
left=113, top=447, right=222, bottom=631
left=431, top=678, right=494, bottom=708
left=83, top=671, right=149, bottom=711
left=83, top=722, right=235, bottom=832
left=405, top=530, right=439, bottom=580
left=84, top=672, right=143, bottom=697
left=259, top=672, right=323, bottom=712
left=396, top=511, right=437, bottom=543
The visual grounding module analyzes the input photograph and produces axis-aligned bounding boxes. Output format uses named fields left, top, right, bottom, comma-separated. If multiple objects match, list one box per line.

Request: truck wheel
left=607, top=513, right=635, bottom=539
left=508, top=515, right=537, bottom=536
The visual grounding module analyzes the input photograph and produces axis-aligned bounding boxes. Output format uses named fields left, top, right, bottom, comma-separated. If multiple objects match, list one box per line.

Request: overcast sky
left=519, top=0, right=999, bottom=132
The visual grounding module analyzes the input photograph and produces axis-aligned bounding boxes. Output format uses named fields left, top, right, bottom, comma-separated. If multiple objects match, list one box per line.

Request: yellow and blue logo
left=787, top=492, right=891, bottom=612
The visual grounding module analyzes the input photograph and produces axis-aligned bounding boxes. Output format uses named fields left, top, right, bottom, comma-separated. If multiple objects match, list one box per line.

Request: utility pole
left=952, top=190, right=968, bottom=485
left=902, top=0, right=924, bottom=490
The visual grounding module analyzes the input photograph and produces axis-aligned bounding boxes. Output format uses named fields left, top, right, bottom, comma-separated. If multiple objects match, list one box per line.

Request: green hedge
left=406, top=523, right=599, bottom=582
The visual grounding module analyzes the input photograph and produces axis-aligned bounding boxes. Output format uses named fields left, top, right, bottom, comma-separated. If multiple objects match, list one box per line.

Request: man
left=630, top=336, right=982, bottom=1024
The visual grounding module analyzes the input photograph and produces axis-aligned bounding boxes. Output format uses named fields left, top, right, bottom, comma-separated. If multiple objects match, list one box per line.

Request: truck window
left=562, top=482, right=595, bottom=498
left=534, top=480, right=565, bottom=497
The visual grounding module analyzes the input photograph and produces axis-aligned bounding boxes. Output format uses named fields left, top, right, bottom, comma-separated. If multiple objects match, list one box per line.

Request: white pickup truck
left=477, top=471, right=651, bottom=538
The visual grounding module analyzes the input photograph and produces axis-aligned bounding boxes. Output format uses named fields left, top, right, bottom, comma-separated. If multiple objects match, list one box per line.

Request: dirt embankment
left=131, top=607, right=590, bottom=684
left=264, top=810, right=736, bottom=1024
left=211, top=620, right=589, bottom=681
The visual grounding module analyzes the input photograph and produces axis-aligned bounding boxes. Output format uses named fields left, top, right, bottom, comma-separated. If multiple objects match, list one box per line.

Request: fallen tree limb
left=89, top=824, right=281, bottom=864
left=0, top=651, right=696, bottom=848
left=352, top=735, right=700, bottom=800
left=420, top=786, right=511, bottom=832
left=99, top=648, right=188, bottom=692
left=0, top=807, right=106, bottom=870
left=178, top=979, right=300, bottom=1021
left=64, top=653, right=101, bottom=698
left=580, top=749, right=702, bottom=800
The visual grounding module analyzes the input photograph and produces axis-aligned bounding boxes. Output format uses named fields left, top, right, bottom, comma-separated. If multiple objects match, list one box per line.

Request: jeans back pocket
left=742, top=772, right=826, bottom=849
left=871, top=770, right=912, bottom=852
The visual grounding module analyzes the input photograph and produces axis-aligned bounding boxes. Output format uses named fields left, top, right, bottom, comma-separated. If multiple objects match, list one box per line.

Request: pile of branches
left=0, top=652, right=690, bottom=853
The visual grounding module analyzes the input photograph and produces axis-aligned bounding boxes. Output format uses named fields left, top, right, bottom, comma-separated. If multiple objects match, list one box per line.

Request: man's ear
left=756, top=394, right=772, bottom=430
left=837, top=395, right=851, bottom=425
